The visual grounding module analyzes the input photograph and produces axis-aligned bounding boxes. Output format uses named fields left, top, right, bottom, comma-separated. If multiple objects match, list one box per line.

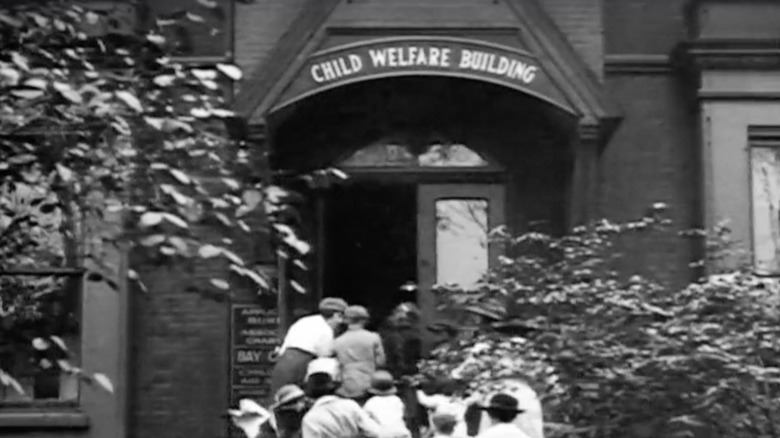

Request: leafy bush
left=419, top=207, right=780, bottom=438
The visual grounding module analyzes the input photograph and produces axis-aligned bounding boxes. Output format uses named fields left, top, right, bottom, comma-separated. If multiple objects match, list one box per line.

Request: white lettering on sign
left=311, top=54, right=363, bottom=83
left=309, top=45, right=538, bottom=86
left=368, top=46, right=451, bottom=69
left=458, top=50, right=536, bottom=83
left=236, top=349, right=272, bottom=364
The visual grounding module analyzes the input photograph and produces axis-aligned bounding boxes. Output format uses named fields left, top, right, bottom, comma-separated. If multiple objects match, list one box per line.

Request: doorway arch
left=268, top=76, right=574, bottom=342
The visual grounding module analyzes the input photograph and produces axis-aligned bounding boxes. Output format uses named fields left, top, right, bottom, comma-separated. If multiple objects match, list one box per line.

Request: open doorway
left=323, top=181, right=418, bottom=331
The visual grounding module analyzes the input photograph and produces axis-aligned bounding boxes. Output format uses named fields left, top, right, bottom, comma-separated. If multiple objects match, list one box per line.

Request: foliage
left=0, top=0, right=337, bottom=396
left=419, top=206, right=780, bottom=438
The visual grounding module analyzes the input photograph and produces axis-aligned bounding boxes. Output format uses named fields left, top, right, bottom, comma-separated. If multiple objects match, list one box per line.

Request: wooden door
left=417, top=184, right=506, bottom=350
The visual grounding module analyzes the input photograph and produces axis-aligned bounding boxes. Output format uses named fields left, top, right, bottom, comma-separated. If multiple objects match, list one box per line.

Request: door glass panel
left=435, top=199, right=489, bottom=289
left=418, top=144, right=489, bottom=167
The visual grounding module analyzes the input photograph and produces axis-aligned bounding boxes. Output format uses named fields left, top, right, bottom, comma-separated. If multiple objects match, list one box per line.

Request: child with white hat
left=363, top=370, right=412, bottom=438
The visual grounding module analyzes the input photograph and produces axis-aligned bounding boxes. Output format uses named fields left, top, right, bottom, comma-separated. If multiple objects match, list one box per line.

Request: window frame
left=747, top=126, right=780, bottom=276
left=0, top=181, right=86, bottom=406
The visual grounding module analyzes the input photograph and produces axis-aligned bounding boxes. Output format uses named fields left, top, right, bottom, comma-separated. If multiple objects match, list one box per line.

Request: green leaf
left=93, top=373, right=114, bottom=393
left=153, top=75, right=176, bottom=87
left=198, top=244, right=222, bottom=258
left=169, top=168, right=192, bottom=184
left=162, top=213, right=188, bottom=229
left=56, top=163, right=73, bottom=182
left=50, top=336, right=68, bottom=352
left=192, top=69, right=217, bottom=81
left=24, top=78, right=48, bottom=89
left=11, top=89, right=44, bottom=100
left=53, top=82, right=83, bottom=104
left=216, top=63, right=242, bottom=81
left=147, top=34, right=166, bottom=46
left=197, top=0, right=219, bottom=8
left=115, top=90, right=143, bottom=113
left=139, top=212, right=164, bottom=228
left=0, top=370, right=24, bottom=394
left=210, top=278, right=229, bottom=290
left=32, top=337, right=49, bottom=350
left=0, top=12, right=22, bottom=27
left=186, top=12, right=205, bottom=23
left=140, top=234, right=166, bottom=246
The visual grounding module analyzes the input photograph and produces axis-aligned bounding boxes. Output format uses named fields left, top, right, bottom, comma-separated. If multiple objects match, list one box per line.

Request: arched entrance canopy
left=232, top=0, right=620, bottom=133
left=270, top=37, right=577, bottom=116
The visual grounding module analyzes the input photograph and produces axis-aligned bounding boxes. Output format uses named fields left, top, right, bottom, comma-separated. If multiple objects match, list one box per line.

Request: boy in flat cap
left=333, top=305, right=386, bottom=403
left=270, top=297, right=347, bottom=394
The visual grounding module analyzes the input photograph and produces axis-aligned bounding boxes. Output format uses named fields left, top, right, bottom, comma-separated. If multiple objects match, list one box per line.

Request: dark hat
left=367, top=370, right=397, bottom=396
left=431, top=410, right=458, bottom=431
left=319, top=297, right=348, bottom=313
left=270, top=384, right=305, bottom=410
left=345, top=305, right=370, bottom=321
left=479, top=393, right=525, bottom=413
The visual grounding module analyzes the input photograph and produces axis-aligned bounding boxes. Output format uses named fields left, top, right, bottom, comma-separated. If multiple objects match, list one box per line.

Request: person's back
left=363, top=370, right=411, bottom=438
left=476, top=393, right=532, bottom=438
left=334, top=306, right=386, bottom=401
left=301, top=371, right=380, bottom=438
left=303, top=395, right=378, bottom=438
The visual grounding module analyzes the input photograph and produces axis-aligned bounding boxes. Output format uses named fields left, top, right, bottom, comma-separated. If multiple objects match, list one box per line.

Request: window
left=145, top=0, right=234, bottom=61
left=0, top=183, right=81, bottom=404
left=79, top=1, right=234, bottom=61
left=750, top=127, right=780, bottom=275
left=435, top=198, right=489, bottom=289
left=340, top=142, right=491, bottom=168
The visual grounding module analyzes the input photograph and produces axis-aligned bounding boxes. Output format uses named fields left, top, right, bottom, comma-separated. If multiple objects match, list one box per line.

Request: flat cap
left=319, top=297, right=348, bottom=313
left=344, top=305, right=370, bottom=320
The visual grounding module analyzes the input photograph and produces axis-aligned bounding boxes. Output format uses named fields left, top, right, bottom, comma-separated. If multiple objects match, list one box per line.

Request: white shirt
left=416, top=391, right=470, bottom=438
left=279, top=314, right=334, bottom=357
left=477, top=423, right=533, bottom=438
left=363, top=394, right=410, bottom=436
left=302, top=395, right=380, bottom=438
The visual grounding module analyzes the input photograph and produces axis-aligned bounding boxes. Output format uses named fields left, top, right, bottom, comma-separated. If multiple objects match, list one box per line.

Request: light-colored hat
left=319, top=297, right=348, bottom=313
left=367, top=370, right=397, bottom=396
left=270, top=384, right=305, bottom=410
left=344, top=305, right=370, bottom=321
left=305, top=357, right=341, bottom=381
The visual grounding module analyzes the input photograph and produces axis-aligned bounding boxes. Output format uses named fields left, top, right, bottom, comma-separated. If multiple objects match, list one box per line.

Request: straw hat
left=367, top=370, right=397, bottom=396
left=270, top=384, right=305, bottom=410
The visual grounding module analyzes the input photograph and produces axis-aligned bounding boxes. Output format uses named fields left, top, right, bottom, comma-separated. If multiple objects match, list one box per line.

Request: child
left=430, top=411, right=459, bottom=438
left=334, top=305, right=386, bottom=403
left=416, top=377, right=476, bottom=438
left=363, top=370, right=412, bottom=438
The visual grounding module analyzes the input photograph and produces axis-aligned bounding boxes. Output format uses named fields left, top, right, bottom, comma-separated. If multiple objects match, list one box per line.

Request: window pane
left=340, top=144, right=416, bottom=167
left=0, top=276, right=81, bottom=402
left=435, top=199, right=489, bottom=288
left=418, top=144, right=489, bottom=167
left=752, top=147, right=780, bottom=273
left=147, top=0, right=233, bottom=59
left=0, top=182, right=69, bottom=268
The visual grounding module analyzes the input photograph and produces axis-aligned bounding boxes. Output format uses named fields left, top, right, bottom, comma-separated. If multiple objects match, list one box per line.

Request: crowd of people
left=229, top=297, right=538, bottom=438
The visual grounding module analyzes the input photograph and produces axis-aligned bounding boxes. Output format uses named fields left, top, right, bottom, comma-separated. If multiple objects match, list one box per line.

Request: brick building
left=2, top=0, right=780, bottom=437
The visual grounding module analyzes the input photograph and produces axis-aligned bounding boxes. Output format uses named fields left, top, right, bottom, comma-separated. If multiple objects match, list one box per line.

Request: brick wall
left=128, top=1, right=702, bottom=438
left=129, top=263, right=230, bottom=438
left=604, top=0, right=689, bottom=54
left=233, top=0, right=308, bottom=95
left=540, top=0, right=604, bottom=78
left=601, top=0, right=700, bottom=290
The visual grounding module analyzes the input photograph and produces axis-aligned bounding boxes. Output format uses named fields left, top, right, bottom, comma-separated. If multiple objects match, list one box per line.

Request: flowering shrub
left=419, top=207, right=780, bottom=438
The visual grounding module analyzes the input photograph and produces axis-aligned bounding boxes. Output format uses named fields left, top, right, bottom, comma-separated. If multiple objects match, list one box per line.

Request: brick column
left=568, top=122, right=603, bottom=227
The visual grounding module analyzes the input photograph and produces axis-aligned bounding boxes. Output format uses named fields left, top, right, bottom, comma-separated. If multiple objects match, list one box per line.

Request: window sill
left=0, top=409, right=89, bottom=430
